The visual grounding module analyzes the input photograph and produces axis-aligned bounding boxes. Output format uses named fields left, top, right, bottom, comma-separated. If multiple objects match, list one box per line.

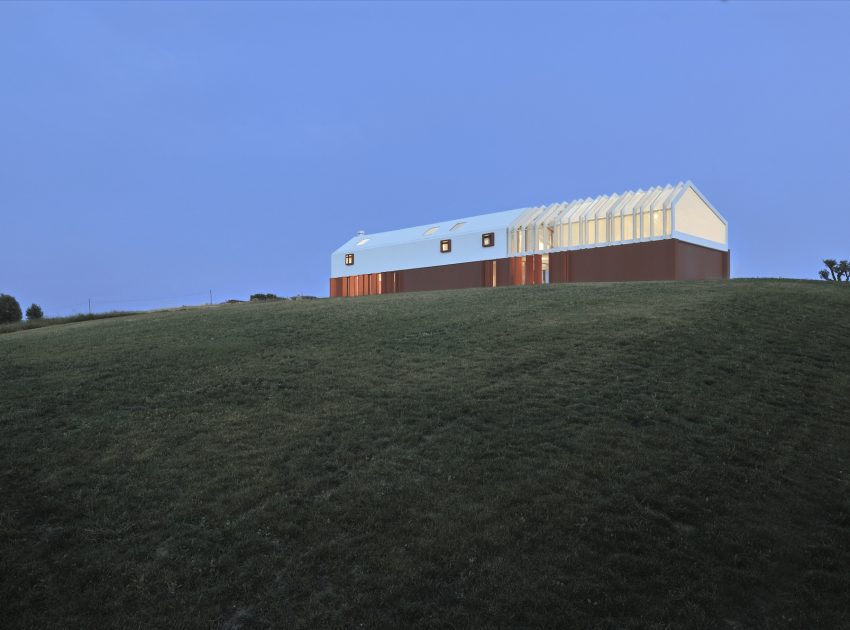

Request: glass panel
left=653, top=210, right=663, bottom=237
left=612, top=216, right=621, bottom=242
left=642, top=212, right=651, bottom=238
left=586, top=219, right=596, bottom=245
left=665, top=209, right=673, bottom=235
left=597, top=217, right=607, bottom=244
left=623, top=214, right=634, bottom=240
left=571, top=221, right=580, bottom=246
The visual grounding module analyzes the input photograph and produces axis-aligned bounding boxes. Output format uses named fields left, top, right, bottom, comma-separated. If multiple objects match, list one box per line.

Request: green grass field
left=2, top=280, right=849, bottom=629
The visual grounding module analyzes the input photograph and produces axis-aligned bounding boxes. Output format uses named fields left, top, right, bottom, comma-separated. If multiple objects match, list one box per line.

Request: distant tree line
left=248, top=293, right=318, bottom=302
left=0, top=294, right=42, bottom=324
left=819, top=259, right=850, bottom=282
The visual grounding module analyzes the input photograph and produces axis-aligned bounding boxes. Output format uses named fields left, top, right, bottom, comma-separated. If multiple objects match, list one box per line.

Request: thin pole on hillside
left=209, top=290, right=212, bottom=305
left=88, top=298, right=91, bottom=314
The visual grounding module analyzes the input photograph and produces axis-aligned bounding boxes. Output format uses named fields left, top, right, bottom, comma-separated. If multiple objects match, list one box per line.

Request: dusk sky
left=2, top=1, right=849, bottom=315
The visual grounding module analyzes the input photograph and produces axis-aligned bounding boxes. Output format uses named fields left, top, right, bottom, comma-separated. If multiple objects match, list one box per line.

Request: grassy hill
left=2, top=280, right=849, bottom=629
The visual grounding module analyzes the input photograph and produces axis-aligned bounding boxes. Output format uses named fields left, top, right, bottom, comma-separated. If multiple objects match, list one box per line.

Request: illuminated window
left=623, top=214, right=634, bottom=240
left=424, top=227, right=439, bottom=236
left=344, top=253, right=354, bottom=265
left=440, top=239, right=452, bottom=253
left=356, top=238, right=370, bottom=246
left=597, top=217, right=607, bottom=244
left=570, top=221, right=580, bottom=246
left=482, top=232, right=494, bottom=247
left=450, top=222, right=467, bottom=231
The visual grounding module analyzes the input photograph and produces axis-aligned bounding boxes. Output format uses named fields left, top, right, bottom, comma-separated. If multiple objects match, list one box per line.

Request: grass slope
left=0, top=311, right=137, bottom=335
left=1, top=280, right=849, bottom=629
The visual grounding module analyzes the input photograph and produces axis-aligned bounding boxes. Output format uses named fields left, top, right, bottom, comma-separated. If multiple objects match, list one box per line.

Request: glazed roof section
left=509, top=182, right=691, bottom=230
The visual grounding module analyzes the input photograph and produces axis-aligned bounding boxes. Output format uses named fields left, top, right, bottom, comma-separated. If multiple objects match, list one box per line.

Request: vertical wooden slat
left=482, top=260, right=493, bottom=288
left=496, top=259, right=511, bottom=286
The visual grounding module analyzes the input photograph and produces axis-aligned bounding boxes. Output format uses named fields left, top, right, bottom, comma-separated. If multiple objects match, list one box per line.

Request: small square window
left=345, top=253, right=354, bottom=265
left=440, top=239, right=451, bottom=253
left=482, top=232, right=495, bottom=247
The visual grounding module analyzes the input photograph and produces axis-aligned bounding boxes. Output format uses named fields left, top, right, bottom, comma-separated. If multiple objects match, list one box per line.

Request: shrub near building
left=0, top=294, right=22, bottom=324
left=26, top=304, right=43, bottom=320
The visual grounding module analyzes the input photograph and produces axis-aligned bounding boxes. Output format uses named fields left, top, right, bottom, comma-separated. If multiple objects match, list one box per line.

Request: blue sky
left=2, top=1, right=849, bottom=315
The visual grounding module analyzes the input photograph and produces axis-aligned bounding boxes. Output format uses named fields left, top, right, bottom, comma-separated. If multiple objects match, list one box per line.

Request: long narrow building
left=330, top=182, right=730, bottom=297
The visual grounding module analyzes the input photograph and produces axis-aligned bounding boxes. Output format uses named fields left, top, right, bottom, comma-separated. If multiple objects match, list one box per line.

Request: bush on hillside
left=250, top=293, right=279, bottom=302
left=820, top=259, right=850, bottom=282
left=0, top=294, right=22, bottom=324
left=26, top=304, right=44, bottom=320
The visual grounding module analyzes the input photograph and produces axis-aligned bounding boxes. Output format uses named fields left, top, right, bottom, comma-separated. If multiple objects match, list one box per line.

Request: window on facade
left=345, top=253, right=354, bottom=265
left=482, top=232, right=494, bottom=247
left=652, top=210, right=663, bottom=237
left=623, top=214, right=634, bottom=240
left=440, top=239, right=452, bottom=253
left=586, top=219, right=596, bottom=245
left=570, top=221, right=580, bottom=246
left=597, top=217, right=607, bottom=244
left=424, top=226, right=439, bottom=236
left=450, top=222, right=467, bottom=231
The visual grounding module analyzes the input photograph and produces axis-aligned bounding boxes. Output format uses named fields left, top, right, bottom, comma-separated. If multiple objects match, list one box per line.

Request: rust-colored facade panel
left=674, top=240, right=730, bottom=280
left=328, top=239, right=729, bottom=297
left=496, top=258, right=512, bottom=287
left=397, top=260, right=486, bottom=293
left=329, top=277, right=342, bottom=297
left=565, top=240, right=678, bottom=282
left=482, top=260, right=496, bottom=288
left=549, top=251, right=569, bottom=284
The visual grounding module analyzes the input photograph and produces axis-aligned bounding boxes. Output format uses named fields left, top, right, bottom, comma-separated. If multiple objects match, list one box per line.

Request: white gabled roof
left=333, top=207, right=527, bottom=255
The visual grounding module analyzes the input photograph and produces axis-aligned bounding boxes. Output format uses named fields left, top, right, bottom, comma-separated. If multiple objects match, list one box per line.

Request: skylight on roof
left=450, top=222, right=466, bottom=231
left=356, top=238, right=370, bottom=246
left=423, top=227, right=439, bottom=236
